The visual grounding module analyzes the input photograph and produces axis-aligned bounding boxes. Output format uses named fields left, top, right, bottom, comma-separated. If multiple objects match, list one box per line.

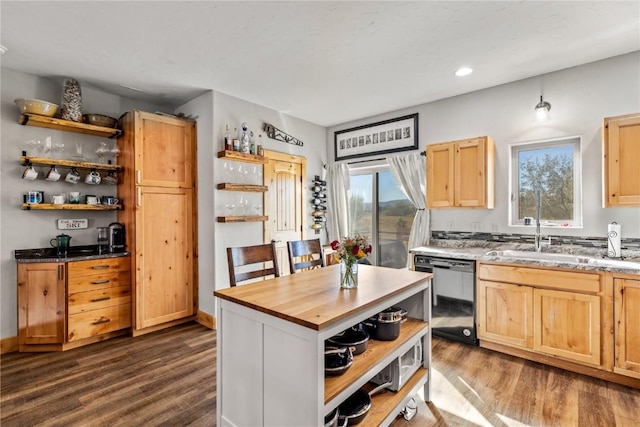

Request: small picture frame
left=334, top=113, right=418, bottom=161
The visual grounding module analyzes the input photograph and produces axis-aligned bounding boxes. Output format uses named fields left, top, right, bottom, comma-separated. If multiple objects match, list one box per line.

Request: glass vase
left=340, top=260, right=358, bottom=289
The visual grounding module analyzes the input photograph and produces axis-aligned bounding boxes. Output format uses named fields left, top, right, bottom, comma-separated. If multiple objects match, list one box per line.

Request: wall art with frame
left=334, top=113, right=418, bottom=161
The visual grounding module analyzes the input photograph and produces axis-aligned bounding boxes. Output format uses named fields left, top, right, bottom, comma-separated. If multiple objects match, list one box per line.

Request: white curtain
left=325, top=163, right=350, bottom=242
left=387, top=153, right=430, bottom=260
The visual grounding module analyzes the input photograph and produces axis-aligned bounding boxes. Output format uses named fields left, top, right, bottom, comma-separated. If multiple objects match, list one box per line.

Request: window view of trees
left=512, top=137, right=581, bottom=226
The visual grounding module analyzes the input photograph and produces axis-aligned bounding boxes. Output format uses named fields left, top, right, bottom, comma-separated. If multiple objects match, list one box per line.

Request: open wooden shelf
left=19, top=114, right=122, bottom=138
left=216, top=215, right=268, bottom=223
left=217, top=150, right=267, bottom=164
left=216, top=183, right=268, bottom=192
left=324, top=318, right=429, bottom=404
left=22, top=203, right=122, bottom=211
left=21, top=156, right=121, bottom=172
left=363, top=368, right=429, bottom=426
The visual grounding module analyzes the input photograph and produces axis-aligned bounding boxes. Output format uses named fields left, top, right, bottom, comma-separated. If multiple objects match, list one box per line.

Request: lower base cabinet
left=17, top=256, right=131, bottom=351
left=614, top=276, right=640, bottom=378
left=477, top=263, right=603, bottom=368
left=17, top=262, right=66, bottom=346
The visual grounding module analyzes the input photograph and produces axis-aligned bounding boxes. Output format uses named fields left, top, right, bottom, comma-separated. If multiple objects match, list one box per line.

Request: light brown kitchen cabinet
left=613, top=276, right=640, bottom=378
left=477, top=263, right=603, bottom=368
left=427, top=136, right=494, bottom=208
left=17, top=262, right=66, bottom=348
left=534, top=288, right=601, bottom=366
left=603, top=113, right=640, bottom=207
left=17, top=257, right=131, bottom=352
left=117, top=111, right=198, bottom=335
left=67, top=258, right=132, bottom=342
left=477, top=279, right=532, bottom=349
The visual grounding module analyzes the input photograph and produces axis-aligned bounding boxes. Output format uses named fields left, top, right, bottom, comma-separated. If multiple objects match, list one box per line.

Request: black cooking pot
left=327, top=327, right=369, bottom=355
left=337, top=382, right=392, bottom=425
left=363, top=307, right=407, bottom=341
left=325, top=346, right=354, bottom=377
left=324, top=407, right=339, bottom=427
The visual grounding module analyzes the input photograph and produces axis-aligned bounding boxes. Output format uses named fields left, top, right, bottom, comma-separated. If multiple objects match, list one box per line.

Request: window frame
left=508, top=135, right=583, bottom=228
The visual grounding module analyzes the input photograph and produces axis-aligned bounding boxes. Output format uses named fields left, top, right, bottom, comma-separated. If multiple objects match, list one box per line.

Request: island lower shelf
left=325, top=318, right=429, bottom=403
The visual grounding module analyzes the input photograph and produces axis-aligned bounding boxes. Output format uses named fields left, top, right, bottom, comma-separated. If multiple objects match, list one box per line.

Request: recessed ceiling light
left=454, top=67, right=473, bottom=77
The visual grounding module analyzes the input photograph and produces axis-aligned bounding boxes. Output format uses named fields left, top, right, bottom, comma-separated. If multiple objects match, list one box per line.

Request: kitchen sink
left=485, top=250, right=591, bottom=264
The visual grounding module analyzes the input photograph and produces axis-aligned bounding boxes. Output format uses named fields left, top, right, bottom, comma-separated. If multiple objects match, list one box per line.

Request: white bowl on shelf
left=14, top=98, right=59, bottom=117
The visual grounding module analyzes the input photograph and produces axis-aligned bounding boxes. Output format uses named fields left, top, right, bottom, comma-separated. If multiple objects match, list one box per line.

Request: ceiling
left=1, top=1, right=638, bottom=127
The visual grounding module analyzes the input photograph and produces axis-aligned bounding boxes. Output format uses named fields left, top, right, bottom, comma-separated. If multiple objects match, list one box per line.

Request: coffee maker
left=108, top=222, right=126, bottom=253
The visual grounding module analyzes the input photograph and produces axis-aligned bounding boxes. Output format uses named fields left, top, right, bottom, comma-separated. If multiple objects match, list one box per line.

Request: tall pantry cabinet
left=117, top=111, right=198, bottom=336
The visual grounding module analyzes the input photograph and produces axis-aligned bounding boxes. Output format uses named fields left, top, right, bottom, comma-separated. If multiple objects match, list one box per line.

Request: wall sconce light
left=534, top=95, right=551, bottom=122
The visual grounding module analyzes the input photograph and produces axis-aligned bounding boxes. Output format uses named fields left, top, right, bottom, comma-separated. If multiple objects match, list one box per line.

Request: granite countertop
left=410, top=242, right=640, bottom=275
left=15, top=245, right=131, bottom=263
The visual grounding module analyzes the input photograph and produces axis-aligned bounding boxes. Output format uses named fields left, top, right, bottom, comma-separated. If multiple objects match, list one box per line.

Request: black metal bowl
left=324, top=346, right=353, bottom=377
left=327, top=327, right=369, bottom=355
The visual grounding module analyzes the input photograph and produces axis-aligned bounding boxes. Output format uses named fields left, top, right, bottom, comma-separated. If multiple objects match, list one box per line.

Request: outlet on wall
left=472, top=222, right=481, bottom=232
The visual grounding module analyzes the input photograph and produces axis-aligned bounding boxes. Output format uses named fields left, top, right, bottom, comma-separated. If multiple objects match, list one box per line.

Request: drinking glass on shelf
left=237, top=165, right=246, bottom=184
left=223, top=161, right=235, bottom=183
left=238, top=195, right=249, bottom=215
left=73, top=141, right=88, bottom=161
left=253, top=204, right=263, bottom=215
left=25, top=139, right=42, bottom=157
left=43, top=136, right=52, bottom=158
left=225, top=203, right=236, bottom=216
left=110, top=143, right=120, bottom=164
left=53, top=142, right=65, bottom=159
left=96, top=142, right=109, bottom=164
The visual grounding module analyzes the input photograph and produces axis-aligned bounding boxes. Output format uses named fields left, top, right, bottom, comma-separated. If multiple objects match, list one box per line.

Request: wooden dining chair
left=227, top=242, right=280, bottom=286
left=287, top=238, right=325, bottom=274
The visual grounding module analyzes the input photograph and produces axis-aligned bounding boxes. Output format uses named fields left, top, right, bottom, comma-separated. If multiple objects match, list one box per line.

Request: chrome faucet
left=534, top=189, right=542, bottom=252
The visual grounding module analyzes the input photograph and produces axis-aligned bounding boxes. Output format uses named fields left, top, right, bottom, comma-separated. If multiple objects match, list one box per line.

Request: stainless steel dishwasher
left=413, top=254, right=478, bottom=345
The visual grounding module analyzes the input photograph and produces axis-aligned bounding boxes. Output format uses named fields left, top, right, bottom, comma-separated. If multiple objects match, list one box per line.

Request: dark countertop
left=410, top=244, right=640, bottom=275
left=15, top=245, right=130, bottom=263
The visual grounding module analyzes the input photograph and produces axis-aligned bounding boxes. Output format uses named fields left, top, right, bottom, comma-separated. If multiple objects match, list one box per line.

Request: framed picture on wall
left=334, top=113, right=418, bottom=161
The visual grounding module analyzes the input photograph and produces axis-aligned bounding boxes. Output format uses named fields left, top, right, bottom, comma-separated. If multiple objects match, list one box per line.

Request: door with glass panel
left=349, top=168, right=416, bottom=268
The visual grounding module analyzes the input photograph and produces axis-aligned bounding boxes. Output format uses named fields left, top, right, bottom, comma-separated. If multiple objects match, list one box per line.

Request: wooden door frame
left=263, top=150, right=307, bottom=244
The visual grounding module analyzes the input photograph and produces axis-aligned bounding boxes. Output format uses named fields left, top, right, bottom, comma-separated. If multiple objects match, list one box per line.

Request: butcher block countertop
left=214, top=264, right=432, bottom=331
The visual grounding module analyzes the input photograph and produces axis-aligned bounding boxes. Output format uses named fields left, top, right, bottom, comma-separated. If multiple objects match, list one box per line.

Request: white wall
left=327, top=52, right=640, bottom=239
left=175, top=91, right=216, bottom=317
left=0, top=69, right=171, bottom=339
left=211, top=91, right=327, bottom=304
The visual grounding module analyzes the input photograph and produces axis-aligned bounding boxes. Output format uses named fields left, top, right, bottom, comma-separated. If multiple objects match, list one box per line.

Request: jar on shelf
left=60, top=78, right=82, bottom=122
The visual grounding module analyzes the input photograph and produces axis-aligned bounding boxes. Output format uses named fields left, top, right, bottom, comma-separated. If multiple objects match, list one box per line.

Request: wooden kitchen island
left=214, top=264, right=432, bottom=426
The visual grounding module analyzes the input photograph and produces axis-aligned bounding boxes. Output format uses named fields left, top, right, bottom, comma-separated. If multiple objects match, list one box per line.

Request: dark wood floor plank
left=3, top=323, right=639, bottom=427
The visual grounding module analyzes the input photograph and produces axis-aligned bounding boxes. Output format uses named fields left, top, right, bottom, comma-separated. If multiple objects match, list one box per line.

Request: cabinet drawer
left=68, top=257, right=130, bottom=277
left=68, top=286, right=131, bottom=315
left=68, top=303, right=131, bottom=342
left=478, top=263, right=601, bottom=293
left=68, top=270, right=131, bottom=293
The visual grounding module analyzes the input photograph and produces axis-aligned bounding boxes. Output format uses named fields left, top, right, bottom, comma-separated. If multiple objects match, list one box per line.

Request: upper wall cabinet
left=427, top=136, right=495, bottom=209
left=603, top=113, right=640, bottom=207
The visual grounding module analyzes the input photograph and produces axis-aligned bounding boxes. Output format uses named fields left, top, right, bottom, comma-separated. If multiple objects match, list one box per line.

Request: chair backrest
left=287, top=238, right=325, bottom=274
left=227, top=243, right=280, bottom=287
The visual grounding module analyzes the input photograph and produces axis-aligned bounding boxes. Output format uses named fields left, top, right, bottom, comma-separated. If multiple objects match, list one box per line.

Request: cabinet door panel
left=477, top=280, right=532, bottom=348
left=614, top=278, right=640, bottom=376
left=17, top=263, right=65, bottom=344
left=134, top=111, right=195, bottom=188
left=135, top=187, right=195, bottom=328
left=426, top=143, right=454, bottom=208
left=455, top=138, right=485, bottom=207
left=533, top=288, right=601, bottom=366
left=605, top=114, right=640, bottom=207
